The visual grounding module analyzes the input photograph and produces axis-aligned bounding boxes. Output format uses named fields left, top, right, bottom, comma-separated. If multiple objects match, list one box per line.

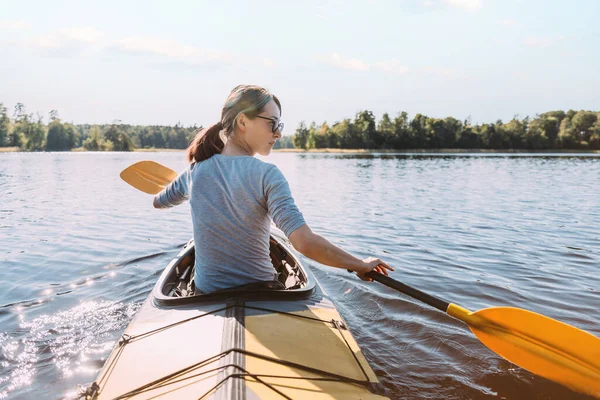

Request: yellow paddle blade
left=120, top=161, right=177, bottom=195
left=448, top=304, right=600, bottom=397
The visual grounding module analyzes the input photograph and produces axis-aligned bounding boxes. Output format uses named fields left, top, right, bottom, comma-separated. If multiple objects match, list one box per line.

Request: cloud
left=0, top=19, right=30, bottom=30
left=374, top=60, right=409, bottom=75
left=112, top=36, right=232, bottom=64
left=445, top=0, right=482, bottom=11
left=111, top=36, right=234, bottom=67
left=18, top=26, right=105, bottom=52
left=498, top=19, right=518, bottom=27
left=524, top=36, right=565, bottom=48
left=61, top=26, right=106, bottom=44
left=8, top=27, right=240, bottom=66
left=318, top=53, right=370, bottom=71
left=423, top=0, right=482, bottom=12
left=422, top=66, right=458, bottom=79
left=317, top=54, right=429, bottom=77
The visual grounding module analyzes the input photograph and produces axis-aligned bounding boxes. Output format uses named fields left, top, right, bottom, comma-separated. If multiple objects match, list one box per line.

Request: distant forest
left=293, top=110, right=600, bottom=151
left=0, top=103, right=294, bottom=151
left=1, top=102, right=599, bottom=152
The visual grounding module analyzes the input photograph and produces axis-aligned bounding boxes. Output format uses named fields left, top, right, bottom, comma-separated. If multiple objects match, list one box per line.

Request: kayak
left=80, top=227, right=389, bottom=399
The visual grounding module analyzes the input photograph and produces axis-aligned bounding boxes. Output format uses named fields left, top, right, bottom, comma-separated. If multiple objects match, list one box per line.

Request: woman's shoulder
left=214, top=154, right=278, bottom=172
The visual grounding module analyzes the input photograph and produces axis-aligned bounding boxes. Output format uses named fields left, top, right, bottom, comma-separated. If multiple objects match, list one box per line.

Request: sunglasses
left=256, top=116, right=284, bottom=134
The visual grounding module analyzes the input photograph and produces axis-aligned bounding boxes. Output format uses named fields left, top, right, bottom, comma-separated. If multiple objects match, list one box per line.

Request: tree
left=425, top=117, right=461, bottom=149
left=104, top=124, right=134, bottom=151
left=307, top=122, right=329, bottom=149
left=46, top=118, right=78, bottom=151
left=456, top=124, right=481, bottom=148
left=378, top=113, right=394, bottom=148
left=479, top=123, right=503, bottom=149
left=525, top=118, right=550, bottom=149
left=502, top=118, right=528, bottom=149
left=49, top=110, right=59, bottom=122
left=292, top=122, right=310, bottom=150
left=441, top=117, right=462, bottom=148
left=19, top=115, right=47, bottom=151
left=273, top=135, right=295, bottom=149
left=83, top=126, right=112, bottom=151
left=8, top=103, right=27, bottom=147
left=354, top=110, right=378, bottom=148
left=534, top=115, right=561, bottom=146
left=590, top=119, right=600, bottom=150
left=410, top=114, right=429, bottom=148
left=557, top=117, right=577, bottom=149
left=541, top=110, right=566, bottom=127
left=12, top=106, right=46, bottom=151
left=0, top=103, right=9, bottom=147
left=571, top=111, right=598, bottom=143
left=13, top=103, right=25, bottom=120
left=336, top=118, right=360, bottom=149
left=392, top=111, right=412, bottom=149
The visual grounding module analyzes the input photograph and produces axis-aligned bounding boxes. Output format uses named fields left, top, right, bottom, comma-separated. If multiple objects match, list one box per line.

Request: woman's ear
left=237, top=114, right=246, bottom=131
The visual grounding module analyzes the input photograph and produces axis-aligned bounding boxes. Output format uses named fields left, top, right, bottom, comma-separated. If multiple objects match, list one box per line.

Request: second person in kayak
left=153, top=84, right=393, bottom=293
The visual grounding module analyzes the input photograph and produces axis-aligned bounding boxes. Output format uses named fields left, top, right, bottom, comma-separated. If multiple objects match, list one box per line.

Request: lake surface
left=1, top=152, right=599, bottom=399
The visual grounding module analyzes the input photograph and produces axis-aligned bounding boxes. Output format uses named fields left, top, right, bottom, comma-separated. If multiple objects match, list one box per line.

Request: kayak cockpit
left=152, top=234, right=316, bottom=305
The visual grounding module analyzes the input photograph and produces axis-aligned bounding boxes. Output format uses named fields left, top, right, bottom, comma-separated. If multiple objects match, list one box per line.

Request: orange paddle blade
left=448, top=304, right=600, bottom=397
left=120, top=161, right=177, bottom=195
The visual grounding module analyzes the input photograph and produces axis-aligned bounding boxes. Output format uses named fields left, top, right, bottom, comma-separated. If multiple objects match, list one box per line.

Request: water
left=1, top=152, right=599, bottom=399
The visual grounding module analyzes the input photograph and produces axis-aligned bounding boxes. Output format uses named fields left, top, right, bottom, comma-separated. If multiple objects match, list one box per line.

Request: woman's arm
left=153, top=167, right=192, bottom=209
left=289, top=224, right=394, bottom=281
left=263, top=165, right=392, bottom=280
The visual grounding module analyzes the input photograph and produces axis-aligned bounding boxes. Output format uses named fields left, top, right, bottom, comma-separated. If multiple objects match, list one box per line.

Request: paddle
left=120, top=160, right=178, bottom=195
left=120, top=160, right=600, bottom=397
left=364, top=271, right=600, bottom=397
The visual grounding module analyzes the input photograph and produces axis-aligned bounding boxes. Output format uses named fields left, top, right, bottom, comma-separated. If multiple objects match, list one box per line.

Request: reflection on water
left=0, top=152, right=599, bottom=399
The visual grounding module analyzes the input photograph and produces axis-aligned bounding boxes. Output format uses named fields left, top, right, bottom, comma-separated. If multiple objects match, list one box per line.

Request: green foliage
left=102, top=125, right=133, bottom=151
left=0, top=103, right=10, bottom=147
left=46, top=118, right=78, bottom=151
left=273, top=135, right=294, bottom=149
left=571, top=111, right=598, bottom=141
left=2, top=101, right=599, bottom=152
left=292, top=109, right=600, bottom=151
left=377, top=113, right=394, bottom=148
left=11, top=105, right=47, bottom=151
left=82, top=126, right=113, bottom=151
left=558, top=117, right=578, bottom=148
left=293, top=122, right=309, bottom=150
left=0, top=102, right=201, bottom=152
left=77, top=123, right=197, bottom=150
left=354, top=110, right=379, bottom=148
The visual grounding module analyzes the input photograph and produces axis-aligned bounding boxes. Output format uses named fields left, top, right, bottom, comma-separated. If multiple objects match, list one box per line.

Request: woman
left=153, top=84, right=393, bottom=293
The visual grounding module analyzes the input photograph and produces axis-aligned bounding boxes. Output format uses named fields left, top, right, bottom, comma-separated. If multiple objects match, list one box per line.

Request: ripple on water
left=1, top=152, right=599, bottom=399
left=0, top=300, right=140, bottom=399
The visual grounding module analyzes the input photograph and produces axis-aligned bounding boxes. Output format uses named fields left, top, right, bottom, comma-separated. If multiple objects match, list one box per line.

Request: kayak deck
left=83, top=231, right=389, bottom=399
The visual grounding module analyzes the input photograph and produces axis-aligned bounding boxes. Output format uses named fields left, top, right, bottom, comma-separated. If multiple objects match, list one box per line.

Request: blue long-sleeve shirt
left=154, top=154, right=306, bottom=293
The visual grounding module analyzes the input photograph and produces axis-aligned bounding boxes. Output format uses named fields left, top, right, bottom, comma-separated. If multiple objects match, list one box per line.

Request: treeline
left=293, top=110, right=600, bottom=150
left=0, top=102, right=296, bottom=152
left=2, top=102, right=599, bottom=152
left=0, top=103, right=200, bottom=151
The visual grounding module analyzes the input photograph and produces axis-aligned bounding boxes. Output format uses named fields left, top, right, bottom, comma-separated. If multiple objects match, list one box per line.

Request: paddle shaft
left=365, top=271, right=450, bottom=312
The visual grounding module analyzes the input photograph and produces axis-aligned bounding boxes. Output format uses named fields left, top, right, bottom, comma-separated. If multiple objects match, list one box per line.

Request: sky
left=1, top=0, right=599, bottom=134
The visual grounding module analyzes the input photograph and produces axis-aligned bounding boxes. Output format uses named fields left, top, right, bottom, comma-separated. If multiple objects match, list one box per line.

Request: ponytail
left=186, top=122, right=225, bottom=163
left=186, top=85, right=280, bottom=163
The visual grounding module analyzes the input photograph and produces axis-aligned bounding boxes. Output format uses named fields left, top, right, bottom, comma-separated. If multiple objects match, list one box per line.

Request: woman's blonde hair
left=187, top=85, right=281, bottom=163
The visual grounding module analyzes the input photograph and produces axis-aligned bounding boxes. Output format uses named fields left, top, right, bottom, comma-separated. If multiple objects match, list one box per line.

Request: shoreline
left=1, top=147, right=599, bottom=154
left=277, top=148, right=600, bottom=154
